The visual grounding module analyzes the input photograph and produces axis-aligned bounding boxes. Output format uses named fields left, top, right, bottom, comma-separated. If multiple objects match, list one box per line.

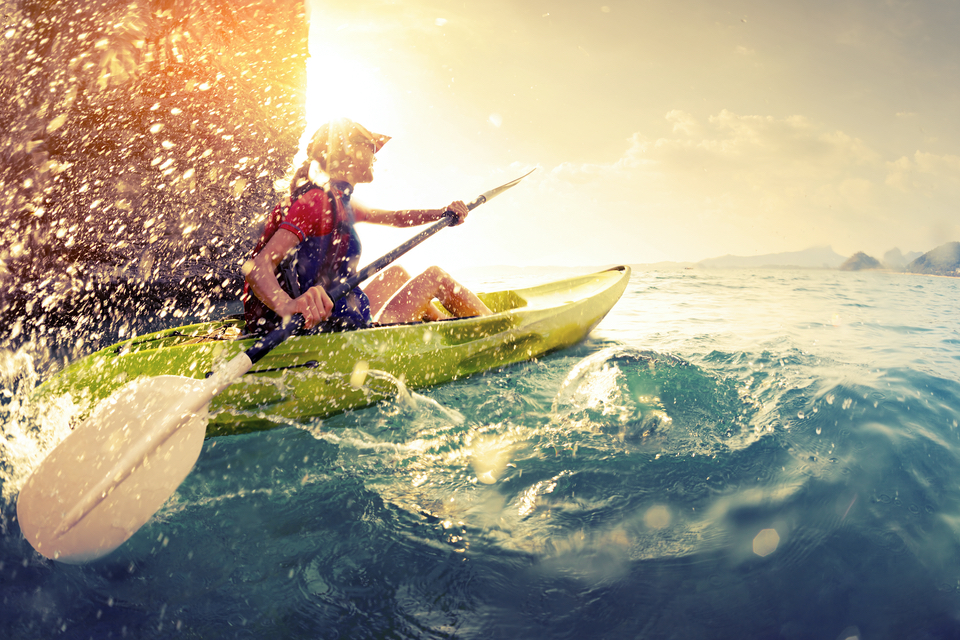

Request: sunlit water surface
left=3, top=268, right=960, bottom=639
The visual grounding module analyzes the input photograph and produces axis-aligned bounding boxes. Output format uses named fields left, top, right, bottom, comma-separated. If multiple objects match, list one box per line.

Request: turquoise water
left=3, top=268, right=960, bottom=639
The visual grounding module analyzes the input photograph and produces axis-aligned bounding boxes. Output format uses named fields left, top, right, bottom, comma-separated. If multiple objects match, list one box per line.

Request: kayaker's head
left=307, top=118, right=390, bottom=185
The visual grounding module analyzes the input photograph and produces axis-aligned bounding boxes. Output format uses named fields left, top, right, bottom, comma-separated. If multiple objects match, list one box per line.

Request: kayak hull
left=33, top=267, right=631, bottom=437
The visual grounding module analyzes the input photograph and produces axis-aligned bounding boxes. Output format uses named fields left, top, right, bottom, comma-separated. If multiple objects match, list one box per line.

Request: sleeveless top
left=242, top=180, right=371, bottom=333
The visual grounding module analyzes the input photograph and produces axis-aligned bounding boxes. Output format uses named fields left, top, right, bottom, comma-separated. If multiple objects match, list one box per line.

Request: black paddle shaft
left=329, top=194, right=491, bottom=300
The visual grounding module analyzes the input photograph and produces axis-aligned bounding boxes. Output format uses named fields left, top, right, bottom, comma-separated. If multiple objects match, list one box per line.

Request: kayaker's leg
left=363, top=265, right=410, bottom=316
left=375, top=266, right=491, bottom=324
left=366, top=265, right=446, bottom=322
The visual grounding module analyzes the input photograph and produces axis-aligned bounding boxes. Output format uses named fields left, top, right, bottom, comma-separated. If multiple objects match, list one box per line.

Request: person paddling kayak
left=242, top=118, right=492, bottom=333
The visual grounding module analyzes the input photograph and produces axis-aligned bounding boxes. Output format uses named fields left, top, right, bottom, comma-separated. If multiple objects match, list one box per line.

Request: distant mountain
left=906, top=242, right=960, bottom=276
left=698, top=246, right=847, bottom=269
left=882, top=248, right=923, bottom=269
left=840, top=252, right=882, bottom=271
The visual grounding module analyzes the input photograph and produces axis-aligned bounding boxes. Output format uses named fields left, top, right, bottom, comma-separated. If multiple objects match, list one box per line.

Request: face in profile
left=344, top=139, right=377, bottom=183
left=323, top=137, right=376, bottom=184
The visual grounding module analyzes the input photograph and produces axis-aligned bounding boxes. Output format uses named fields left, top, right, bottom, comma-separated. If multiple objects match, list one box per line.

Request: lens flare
left=302, top=45, right=396, bottom=158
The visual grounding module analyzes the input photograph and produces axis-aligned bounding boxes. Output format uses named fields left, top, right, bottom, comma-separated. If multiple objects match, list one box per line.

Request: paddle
left=16, top=169, right=533, bottom=564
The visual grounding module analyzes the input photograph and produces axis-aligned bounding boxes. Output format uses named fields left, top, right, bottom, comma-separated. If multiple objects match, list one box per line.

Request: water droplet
left=644, top=505, right=671, bottom=529
left=753, top=528, right=780, bottom=556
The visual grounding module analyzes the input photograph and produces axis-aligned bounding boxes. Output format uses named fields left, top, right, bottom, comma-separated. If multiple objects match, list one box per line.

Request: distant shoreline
left=462, top=241, right=960, bottom=279
left=461, top=263, right=959, bottom=279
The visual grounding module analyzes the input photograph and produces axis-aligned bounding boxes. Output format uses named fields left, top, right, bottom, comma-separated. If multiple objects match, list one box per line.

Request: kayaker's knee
left=379, top=265, right=411, bottom=281
left=421, top=265, right=451, bottom=283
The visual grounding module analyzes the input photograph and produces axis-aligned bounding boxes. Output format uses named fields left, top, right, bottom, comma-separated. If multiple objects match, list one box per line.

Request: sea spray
left=0, top=346, right=82, bottom=503
left=551, top=345, right=754, bottom=457
left=359, top=369, right=465, bottom=425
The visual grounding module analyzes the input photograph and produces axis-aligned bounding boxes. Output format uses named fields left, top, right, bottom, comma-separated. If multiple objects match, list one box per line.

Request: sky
left=300, top=0, right=960, bottom=270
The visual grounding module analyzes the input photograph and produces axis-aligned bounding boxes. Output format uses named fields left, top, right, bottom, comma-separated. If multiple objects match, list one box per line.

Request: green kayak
left=33, top=266, right=630, bottom=436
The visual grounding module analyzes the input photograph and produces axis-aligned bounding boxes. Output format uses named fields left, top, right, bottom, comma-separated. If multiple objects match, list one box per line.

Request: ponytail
left=288, top=160, right=312, bottom=194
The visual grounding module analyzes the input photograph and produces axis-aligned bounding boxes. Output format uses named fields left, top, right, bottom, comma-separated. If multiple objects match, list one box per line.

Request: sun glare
left=301, top=44, right=396, bottom=159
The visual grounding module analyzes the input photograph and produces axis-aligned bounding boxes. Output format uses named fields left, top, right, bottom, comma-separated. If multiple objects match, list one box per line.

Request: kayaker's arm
left=241, top=229, right=333, bottom=329
left=356, top=200, right=470, bottom=227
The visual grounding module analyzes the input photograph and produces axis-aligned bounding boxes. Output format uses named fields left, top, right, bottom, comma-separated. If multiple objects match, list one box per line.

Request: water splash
left=360, top=369, right=465, bottom=425
left=293, top=368, right=466, bottom=459
left=553, top=346, right=677, bottom=442
left=0, top=346, right=84, bottom=502
left=551, top=345, right=753, bottom=456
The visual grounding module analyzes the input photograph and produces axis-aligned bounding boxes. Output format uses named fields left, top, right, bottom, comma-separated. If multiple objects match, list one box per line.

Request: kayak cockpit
left=476, top=289, right=528, bottom=313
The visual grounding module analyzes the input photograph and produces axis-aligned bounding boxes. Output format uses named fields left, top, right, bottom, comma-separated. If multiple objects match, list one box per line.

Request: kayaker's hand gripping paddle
left=16, top=169, right=534, bottom=564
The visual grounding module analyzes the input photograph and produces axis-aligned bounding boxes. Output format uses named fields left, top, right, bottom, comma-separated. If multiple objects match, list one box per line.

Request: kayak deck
left=34, top=267, right=631, bottom=436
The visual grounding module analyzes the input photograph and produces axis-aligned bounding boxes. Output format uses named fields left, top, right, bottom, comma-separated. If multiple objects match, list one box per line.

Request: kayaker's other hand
left=444, top=200, right=469, bottom=226
left=284, top=286, right=333, bottom=329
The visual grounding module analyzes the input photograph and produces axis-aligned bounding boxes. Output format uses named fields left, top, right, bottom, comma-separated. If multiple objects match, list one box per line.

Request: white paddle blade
left=17, top=375, right=211, bottom=564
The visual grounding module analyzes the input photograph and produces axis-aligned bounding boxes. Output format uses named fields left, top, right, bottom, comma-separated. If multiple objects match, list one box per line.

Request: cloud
left=504, top=109, right=960, bottom=262
left=653, top=110, right=881, bottom=171
left=548, top=133, right=655, bottom=184
left=550, top=110, right=881, bottom=188
left=534, top=109, right=960, bottom=258
left=885, top=151, right=960, bottom=194
left=665, top=110, right=699, bottom=135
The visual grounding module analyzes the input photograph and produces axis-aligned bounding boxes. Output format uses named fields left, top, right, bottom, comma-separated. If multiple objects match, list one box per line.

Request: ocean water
left=3, top=267, right=960, bottom=639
